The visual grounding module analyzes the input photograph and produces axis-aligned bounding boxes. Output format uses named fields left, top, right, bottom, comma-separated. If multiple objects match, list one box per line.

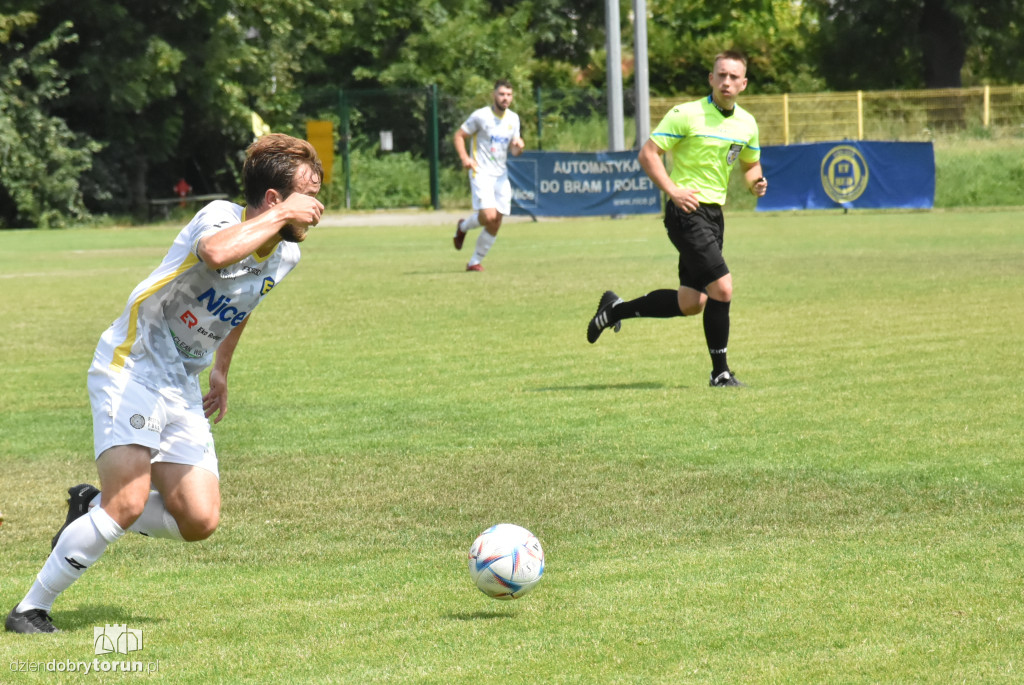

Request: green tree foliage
left=645, top=0, right=823, bottom=95
left=804, top=0, right=1024, bottom=90
left=6, top=0, right=1024, bottom=225
left=377, top=2, right=535, bottom=101
left=302, top=0, right=538, bottom=109
left=12, top=0, right=325, bottom=215
left=0, top=15, right=98, bottom=227
left=488, top=0, right=605, bottom=78
left=302, top=0, right=543, bottom=177
left=966, top=1, right=1024, bottom=85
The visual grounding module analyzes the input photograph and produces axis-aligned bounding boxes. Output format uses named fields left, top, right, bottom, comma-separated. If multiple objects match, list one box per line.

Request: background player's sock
left=459, top=213, right=481, bottom=233
left=17, top=507, right=125, bottom=612
left=703, top=297, right=731, bottom=375
left=469, top=230, right=496, bottom=266
left=613, top=289, right=684, bottom=321
left=128, top=490, right=184, bottom=541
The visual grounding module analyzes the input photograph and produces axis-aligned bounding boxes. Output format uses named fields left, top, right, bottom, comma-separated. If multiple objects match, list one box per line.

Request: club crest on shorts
left=129, top=414, right=146, bottom=429
left=727, top=143, right=743, bottom=165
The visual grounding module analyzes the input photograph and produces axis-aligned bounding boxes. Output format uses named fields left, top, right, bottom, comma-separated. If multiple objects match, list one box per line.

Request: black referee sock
left=703, top=298, right=731, bottom=376
left=612, top=289, right=684, bottom=321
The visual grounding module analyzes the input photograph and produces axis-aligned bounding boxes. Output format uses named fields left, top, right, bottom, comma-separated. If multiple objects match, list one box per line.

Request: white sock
left=128, top=490, right=184, bottom=541
left=469, top=230, right=496, bottom=266
left=17, top=507, right=125, bottom=613
left=460, top=213, right=481, bottom=232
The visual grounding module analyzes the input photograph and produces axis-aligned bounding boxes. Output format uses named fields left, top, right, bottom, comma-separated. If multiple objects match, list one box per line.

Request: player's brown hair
left=712, top=50, right=748, bottom=70
left=243, top=133, right=324, bottom=208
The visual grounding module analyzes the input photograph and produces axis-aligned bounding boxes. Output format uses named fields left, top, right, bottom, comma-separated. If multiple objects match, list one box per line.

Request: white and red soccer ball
left=467, top=524, right=545, bottom=600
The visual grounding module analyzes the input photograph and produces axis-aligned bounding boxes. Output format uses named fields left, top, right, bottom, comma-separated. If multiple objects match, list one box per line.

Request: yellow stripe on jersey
left=109, top=253, right=201, bottom=372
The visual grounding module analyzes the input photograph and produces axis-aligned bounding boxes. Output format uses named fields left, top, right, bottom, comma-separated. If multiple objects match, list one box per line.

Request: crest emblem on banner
left=821, top=145, right=870, bottom=203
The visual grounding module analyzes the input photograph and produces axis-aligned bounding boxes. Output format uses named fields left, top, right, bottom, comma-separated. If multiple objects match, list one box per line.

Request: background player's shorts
left=664, top=201, right=729, bottom=291
left=88, top=361, right=219, bottom=478
left=469, top=171, right=512, bottom=216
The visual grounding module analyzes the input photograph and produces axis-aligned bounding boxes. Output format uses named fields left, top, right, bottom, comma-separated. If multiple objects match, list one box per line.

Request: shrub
left=328, top=146, right=466, bottom=210
left=0, top=20, right=99, bottom=228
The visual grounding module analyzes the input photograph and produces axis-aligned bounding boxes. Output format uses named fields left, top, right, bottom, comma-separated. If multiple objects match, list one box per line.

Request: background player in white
left=452, top=79, right=525, bottom=271
left=6, top=134, right=324, bottom=633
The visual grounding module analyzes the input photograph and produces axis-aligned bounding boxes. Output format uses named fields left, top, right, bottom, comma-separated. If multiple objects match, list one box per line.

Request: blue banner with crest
left=508, top=151, right=661, bottom=217
left=756, top=141, right=935, bottom=211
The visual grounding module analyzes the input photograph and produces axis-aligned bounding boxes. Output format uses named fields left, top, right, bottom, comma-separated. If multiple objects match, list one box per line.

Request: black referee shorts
left=664, top=201, right=730, bottom=291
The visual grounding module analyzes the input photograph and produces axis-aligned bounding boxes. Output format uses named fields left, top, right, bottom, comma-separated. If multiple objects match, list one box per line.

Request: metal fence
left=332, top=85, right=634, bottom=209
left=651, top=86, right=1024, bottom=145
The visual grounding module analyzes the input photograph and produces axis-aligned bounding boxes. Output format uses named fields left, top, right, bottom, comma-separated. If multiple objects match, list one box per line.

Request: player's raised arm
left=199, top=187, right=323, bottom=269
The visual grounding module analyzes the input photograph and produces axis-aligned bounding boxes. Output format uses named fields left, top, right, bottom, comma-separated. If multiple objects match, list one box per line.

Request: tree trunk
left=919, top=0, right=966, bottom=88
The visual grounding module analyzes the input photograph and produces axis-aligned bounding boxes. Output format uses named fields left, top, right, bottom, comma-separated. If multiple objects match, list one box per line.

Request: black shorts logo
left=129, top=414, right=146, bottom=430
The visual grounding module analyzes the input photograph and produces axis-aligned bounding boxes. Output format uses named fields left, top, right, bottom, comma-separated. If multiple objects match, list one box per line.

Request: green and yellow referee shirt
left=650, top=95, right=760, bottom=206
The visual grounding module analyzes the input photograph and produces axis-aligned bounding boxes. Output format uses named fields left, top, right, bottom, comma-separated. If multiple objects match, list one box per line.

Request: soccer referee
left=586, top=50, right=768, bottom=387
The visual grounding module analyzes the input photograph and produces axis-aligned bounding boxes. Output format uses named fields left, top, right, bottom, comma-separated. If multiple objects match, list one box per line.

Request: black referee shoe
left=51, top=483, right=100, bottom=550
left=710, top=370, right=747, bottom=387
left=587, top=291, right=623, bottom=344
left=5, top=606, right=60, bottom=633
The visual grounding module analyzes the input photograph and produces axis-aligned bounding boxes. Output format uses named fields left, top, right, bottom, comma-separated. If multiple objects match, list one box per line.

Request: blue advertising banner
left=508, top=150, right=661, bottom=217
left=757, top=141, right=935, bottom=211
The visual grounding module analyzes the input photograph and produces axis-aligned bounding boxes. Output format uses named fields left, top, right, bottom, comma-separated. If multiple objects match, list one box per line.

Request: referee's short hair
left=712, top=50, right=748, bottom=69
left=494, top=79, right=513, bottom=91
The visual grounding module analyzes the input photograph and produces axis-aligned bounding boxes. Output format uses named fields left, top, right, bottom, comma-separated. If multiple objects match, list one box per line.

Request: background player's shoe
left=710, top=370, right=747, bottom=387
left=587, top=290, right=623, bottom=343
left=466, top=263, right=483, bottom=272
left=5, top=606, right=59, bottom=633
left=51, top=483, right=100, bottom=550
left=453, top=223, right=466, bottom=250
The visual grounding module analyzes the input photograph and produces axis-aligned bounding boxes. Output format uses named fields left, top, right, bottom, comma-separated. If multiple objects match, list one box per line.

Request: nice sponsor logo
left=9, top=624, right=160, bottom=675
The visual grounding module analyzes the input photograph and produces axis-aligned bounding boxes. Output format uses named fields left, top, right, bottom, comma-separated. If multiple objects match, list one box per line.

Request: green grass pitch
left=1, top=208, right=1022, bottom=683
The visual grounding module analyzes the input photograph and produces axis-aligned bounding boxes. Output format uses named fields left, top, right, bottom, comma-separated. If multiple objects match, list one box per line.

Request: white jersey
left=460, top=106, right=521, bottom=177
left=94, top=200, right=299, bottom=404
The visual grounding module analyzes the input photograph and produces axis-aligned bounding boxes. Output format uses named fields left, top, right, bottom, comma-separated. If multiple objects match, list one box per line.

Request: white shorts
left=88, top=362, right=219, bottom=478
left=469, top=172, right=512, bottom=216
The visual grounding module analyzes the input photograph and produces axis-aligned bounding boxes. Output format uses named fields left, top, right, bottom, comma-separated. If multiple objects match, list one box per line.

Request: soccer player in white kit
left=452, top=79, right=525, bottom=271
left=5, top=134, right=324, bottom=633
